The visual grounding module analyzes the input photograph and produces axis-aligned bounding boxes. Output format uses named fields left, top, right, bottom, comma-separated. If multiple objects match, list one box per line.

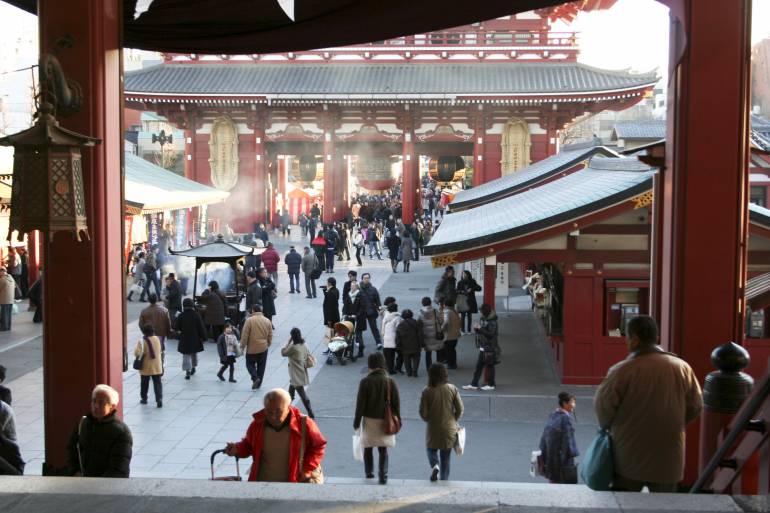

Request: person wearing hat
left=284, top=246, right=303, bottom=294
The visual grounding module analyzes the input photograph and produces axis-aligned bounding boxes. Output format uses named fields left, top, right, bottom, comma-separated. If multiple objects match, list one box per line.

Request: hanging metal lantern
left=357, top=155, right=395, bottom=192
left=0, top=52, right=100, bottom=242
left=299, top=155, right=318, bottom=182
left=436, top=156, right=466, bottom=182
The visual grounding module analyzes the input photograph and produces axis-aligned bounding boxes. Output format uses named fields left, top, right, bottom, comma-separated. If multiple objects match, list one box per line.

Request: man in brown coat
left=594, top=315, right=703, bottom=492
left=138, top=294, right=172, bottom=351
left=240, top=305, right=274, bottom=390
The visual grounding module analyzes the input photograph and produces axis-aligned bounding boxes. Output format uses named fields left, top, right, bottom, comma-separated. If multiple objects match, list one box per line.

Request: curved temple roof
left=750, top=202, right=770, bottom=230
left=125, top=62, right=658, bottom=99
left=450, top=139, right=619, bottom=211
left=425, top=156, right=655, bottom=257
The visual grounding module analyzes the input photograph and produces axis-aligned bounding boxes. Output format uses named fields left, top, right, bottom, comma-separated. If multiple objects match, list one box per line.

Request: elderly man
left=225, top=388, right=326, bottom=482
left=66, top=384, right=133, bottom=477
left=0, top=268, right=15, bottom=331
left=138, top=293, right=171, bottom=352
left=594, top=315, right=702, bottom=492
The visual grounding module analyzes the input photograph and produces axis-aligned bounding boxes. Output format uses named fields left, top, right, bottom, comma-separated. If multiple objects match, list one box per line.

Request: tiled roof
left=611, top=120, right=666, bottom=140
left=170, top=235, right=260, bottom=259
left=450, top=139, right=619, bottom=211
left=425, top=156, right=654, bottom=256
left=750, top=202, right=770, bottom=229
left=746, top=272, right=770, bottom=308
left=125, top=63, right=658, bottom=97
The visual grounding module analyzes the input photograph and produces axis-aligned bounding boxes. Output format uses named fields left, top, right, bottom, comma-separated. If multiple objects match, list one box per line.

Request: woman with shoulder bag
left=134, top=324, right=164, bottom=407
left=538, top=392, right=579, bottom=484
left=353, top=353, right=400, bottom=484
left=281, top=328, right=315, bottom=418
left=419, top=363, right=464, bottom=481
left=456, top=270, right=482, bottom=334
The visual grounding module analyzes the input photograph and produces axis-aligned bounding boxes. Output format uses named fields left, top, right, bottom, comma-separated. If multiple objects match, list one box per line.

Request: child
left=216, top=323, right=240, bottom=382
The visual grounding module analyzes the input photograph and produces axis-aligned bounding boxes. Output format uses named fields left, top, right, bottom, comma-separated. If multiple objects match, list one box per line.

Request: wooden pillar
left=483, top=261, right=496, bottom=308
left=322, top=133, right=335, bottom=225
left=278, top=155, right=288, bottom=216
left=656, top=0, right=751, bottom=484
left=338, top=155, right=349, bottom=220
left=472, top=106, right=486, bottom=187
left=39, top=0, right=124, bottom=472
left=27, top=230, right=41, bottom=285
left=254, top=127, right=267, bottom=225
left=183, top=129, right=193, bottom=179
left=401, top=107, right=417, bottom=224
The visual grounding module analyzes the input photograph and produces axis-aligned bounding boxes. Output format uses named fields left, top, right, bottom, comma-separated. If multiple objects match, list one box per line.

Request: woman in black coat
left=175, top=298, right=207, bottom=379
left=322, top=277, right=341, bottom=327
left=200, top=280, right=227, bottom=341
left=257, top=268, right=277, bottom=320
left=456, top=270, right=482, bottom=334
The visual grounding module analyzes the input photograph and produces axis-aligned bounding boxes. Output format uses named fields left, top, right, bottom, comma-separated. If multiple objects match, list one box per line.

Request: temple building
left=123, top=8, right=658, bottom=230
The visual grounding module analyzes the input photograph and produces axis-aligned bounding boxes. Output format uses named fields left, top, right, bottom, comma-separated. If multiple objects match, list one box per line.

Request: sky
left=0, top=0, right=769, bottom=133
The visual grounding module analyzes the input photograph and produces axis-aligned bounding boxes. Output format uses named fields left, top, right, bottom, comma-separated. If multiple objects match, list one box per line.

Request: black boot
left=378, top=449, right=388, bottom=484
left=357, top=346, right=365, bottom=358
left=304, top=400, right=315, bottom=419
left=364, top=449, right=374, bottom=479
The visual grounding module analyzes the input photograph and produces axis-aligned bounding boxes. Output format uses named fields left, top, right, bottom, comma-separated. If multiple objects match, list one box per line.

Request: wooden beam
left=496, top=249, right=650, bottom=264
left=579, top=224, right=650, bottom=235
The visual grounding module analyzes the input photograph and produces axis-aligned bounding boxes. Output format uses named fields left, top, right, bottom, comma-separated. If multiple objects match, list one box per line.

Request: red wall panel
left=530, top=134, right=549, bottom=163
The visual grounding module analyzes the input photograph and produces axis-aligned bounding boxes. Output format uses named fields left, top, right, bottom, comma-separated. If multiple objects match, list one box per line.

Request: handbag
left=456, top=293, right=469, bottom=313
left=299, top=415, right=325, bottom=484
left=560, top=463, right=578, bottom=484
left=132, top=341, right=144, bottom=370
left=454, top=426, right=466, bottom=456
left=433, top=312, right=445, bottom=341
left=580, top=428, right=614, bottom=490
left=306, top=352, right=317, bottom=368
left=530, top=450, right=545, bottom=477
left=383, top=378, right=402, bottom=435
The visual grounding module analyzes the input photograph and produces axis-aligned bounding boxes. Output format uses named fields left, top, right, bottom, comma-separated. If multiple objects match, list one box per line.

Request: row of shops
left=426, top=137, right=770, bottom=384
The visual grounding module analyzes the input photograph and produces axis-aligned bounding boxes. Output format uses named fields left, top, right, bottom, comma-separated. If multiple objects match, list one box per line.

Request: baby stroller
left=327, top=319, right=356, bottom=365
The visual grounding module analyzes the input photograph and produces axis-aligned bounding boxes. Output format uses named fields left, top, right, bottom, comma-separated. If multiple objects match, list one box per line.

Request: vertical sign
left=147, top=213, right=161, bottom=246
left=495, top=262, right=508, bottom=296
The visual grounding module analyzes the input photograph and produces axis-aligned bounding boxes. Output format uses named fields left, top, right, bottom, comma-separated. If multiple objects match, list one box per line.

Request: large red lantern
left=436, top=156, right=466, bottom=182
left=356, top=155, right=396, bottom=192
left=299, top=155, right=318, bottom=182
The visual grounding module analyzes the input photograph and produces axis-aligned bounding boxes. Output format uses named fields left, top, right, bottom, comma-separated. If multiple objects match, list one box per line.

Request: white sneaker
left=462, top=384, right=478, bottom=390
left=481, top=385, right=496, bottom=391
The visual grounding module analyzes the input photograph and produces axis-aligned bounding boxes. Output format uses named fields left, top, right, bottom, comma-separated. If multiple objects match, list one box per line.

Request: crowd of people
left=0, top=183, right=705, bottom=493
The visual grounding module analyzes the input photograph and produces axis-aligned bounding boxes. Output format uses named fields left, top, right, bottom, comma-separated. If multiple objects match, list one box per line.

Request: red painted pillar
left=254, top=127, right=267, bottom=225
left=27, top=230, right=41, bottom=285
left=39, top=0, right=124, bottom=472
left=183, top=129, right=193, bottom=179
left=338, top=155, right=349, bottom=220
left=401, top=111, right=417, bottom=224
left=656, top=0, right=751, bottom=484
left=472, top=107, right=486, bottom=187
left=278, top=155, right=288, bottom=217
left=322, top=131, right=335, bottom=224
left=483, top=262, right=496, bottom=308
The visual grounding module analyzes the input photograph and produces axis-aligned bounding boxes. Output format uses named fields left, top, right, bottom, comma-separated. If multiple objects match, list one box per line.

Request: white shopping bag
left=530, top=449, right=544, bottom=477
left=352, top=430, right=364, bottom=462
left=454, top=426, right=466, bottom=456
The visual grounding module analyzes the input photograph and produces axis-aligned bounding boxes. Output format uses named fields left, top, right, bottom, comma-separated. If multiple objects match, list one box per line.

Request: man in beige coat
left=594, top=315, right=703, bottom=492
left=0, top=267, right=15, bottom=331
left=241, top=305, right=273, bottom=390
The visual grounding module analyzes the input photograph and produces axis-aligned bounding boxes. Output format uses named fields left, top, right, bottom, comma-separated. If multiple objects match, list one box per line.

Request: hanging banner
left=495, top=262, right=508, bottom=296
left=174, top=209, right=187, bottom=250
left=147, top=212, right=163, bottom=247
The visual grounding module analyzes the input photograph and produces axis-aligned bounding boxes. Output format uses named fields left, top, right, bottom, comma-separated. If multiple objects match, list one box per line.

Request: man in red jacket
left=225, top=388, right=326, bottom=482
left=260, top=242, right=281, bottom=290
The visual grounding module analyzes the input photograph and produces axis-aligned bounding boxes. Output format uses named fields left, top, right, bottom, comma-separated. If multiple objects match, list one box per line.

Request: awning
left=426, top=156, right=655, bottom=261
left=124, top=153, right=229, bottom=213
left=450, top=139, right=619, bottom=211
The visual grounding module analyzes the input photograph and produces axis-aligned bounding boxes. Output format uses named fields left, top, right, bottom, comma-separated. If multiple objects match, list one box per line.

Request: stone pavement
left=2, top=226, right=600, bottom=484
